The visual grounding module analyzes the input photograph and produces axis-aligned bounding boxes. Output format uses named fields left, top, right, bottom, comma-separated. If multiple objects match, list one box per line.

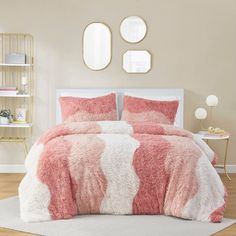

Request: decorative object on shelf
left=123, top=50, right=151, bottom=73
left=0, top=109, right=12, bottom=125
left=20, top=75, right=28, bottom=94
left=196, top=131, right=231, bottom=180
left=0, top=116, right=9, bottom=125
left=0, top=33, right=34, bottom=157
left=15, top=107, right=27, bottom=123
left=5, top=53, right=26, bottom=64
left=208, top=126, right=225, bottom=135
left=83, top=22, right=111, bottom=70
left=120, top=16, right=147, bottom=43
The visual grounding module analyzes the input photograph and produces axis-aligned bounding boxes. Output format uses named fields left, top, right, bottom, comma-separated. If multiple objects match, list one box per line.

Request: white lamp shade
left=206, top=95, right=218, bottom=107
left=195, top=107, right=207, bottom=120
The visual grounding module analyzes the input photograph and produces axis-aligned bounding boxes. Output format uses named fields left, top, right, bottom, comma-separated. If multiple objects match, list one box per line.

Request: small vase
left=0, top=116, right=9, bottom=125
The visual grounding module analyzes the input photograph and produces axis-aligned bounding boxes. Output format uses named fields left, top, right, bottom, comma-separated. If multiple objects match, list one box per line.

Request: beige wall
left=0, top=0, right=235, bottom=165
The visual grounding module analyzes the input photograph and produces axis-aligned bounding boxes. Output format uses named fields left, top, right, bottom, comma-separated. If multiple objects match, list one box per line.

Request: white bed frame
left=56, top=88, right=184, bottom=128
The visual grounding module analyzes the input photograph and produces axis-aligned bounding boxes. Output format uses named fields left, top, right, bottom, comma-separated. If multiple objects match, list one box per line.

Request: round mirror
left=120, top=16, right=147, bottom=43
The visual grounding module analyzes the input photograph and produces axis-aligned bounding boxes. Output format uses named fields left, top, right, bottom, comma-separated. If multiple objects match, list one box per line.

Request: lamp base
left=200, top=120, right=208, bottom=131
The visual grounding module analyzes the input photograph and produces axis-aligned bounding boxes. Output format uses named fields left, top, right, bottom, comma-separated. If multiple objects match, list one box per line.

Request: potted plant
left=0, top=109, right=12, bottom=125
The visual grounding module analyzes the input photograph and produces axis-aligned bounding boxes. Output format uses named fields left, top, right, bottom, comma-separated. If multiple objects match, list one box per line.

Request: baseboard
left=0, top=164, right=26, bottom=173
left=0, top=164, right=235, bottom=174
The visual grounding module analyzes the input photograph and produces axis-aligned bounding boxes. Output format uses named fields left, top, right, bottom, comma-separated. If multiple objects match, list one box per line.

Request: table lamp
left=195, top=107, right=207, bottom=130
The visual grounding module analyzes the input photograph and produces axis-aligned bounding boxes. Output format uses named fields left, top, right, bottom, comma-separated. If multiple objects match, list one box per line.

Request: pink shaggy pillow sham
left=121, top=95, right=179, bottom=125
left=59, top=93, right=117, bottom=122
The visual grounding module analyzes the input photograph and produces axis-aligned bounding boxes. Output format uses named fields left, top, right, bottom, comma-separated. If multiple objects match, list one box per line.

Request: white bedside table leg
left=224, top=138, right=231, bottom=181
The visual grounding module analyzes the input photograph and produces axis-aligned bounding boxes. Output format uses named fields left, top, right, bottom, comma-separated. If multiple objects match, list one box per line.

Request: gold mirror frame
left=123, top=50, right=151, bottom=73
left=83, top=22, right=112, bottom=71
left=120, top=16, right=147, bottom=44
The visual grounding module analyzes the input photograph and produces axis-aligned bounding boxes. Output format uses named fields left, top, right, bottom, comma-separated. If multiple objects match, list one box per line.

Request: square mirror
left=123, top=50, right=151, bottom=73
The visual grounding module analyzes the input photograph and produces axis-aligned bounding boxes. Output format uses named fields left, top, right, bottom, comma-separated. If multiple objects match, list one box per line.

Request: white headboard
left=56, top=88, right=184, bottom=128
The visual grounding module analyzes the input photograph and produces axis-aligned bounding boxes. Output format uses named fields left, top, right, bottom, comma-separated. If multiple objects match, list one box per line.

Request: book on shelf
left=0, top=87, right=17, bottom=91
left=0, top=87, right=18, bottom=95
left=0, top=91, right=19, bottom=95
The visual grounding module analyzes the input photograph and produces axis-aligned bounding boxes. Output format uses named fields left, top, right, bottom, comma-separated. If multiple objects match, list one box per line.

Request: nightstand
left=196, top=131, right=231, bottom=181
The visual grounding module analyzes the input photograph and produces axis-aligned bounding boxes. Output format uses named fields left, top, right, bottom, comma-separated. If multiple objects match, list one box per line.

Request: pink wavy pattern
left=163, top=136, right=200, bottom=217
left=59, top=93, right=117, bottom=122
left=122, top=96, right=179, bottom=124
left=68, top=135, right=107, bottom=214
left=131, top=122, right=165, bottom=135
left=210, top=187, right=228, bottom=222
left=37, top=137, right=77, bottom=220
left=123, top=110, right=172, bottom=124
left=38, top=122, right=101, bottom=145
left=132, top=134, right=170, bottom=214
left=27, top=121, right=226, bottom=223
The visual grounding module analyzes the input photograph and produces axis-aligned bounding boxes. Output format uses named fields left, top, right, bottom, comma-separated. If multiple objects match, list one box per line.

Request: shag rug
left=0, top=197, right=235, bottom=236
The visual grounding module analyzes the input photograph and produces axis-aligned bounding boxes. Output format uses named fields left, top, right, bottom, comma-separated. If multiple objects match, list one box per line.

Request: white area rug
left=0, top=197, right=235, bottom=236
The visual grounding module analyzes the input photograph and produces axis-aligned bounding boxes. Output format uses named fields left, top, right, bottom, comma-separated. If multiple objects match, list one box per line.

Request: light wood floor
left=0, top=174, right=235, bottom=236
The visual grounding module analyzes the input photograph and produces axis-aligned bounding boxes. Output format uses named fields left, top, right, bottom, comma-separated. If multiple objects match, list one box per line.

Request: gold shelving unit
left=0, top=33, right=34, bottom=156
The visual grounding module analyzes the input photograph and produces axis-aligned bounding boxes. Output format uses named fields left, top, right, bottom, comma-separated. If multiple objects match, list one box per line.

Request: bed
left=18, top=88, right=226, bottom=223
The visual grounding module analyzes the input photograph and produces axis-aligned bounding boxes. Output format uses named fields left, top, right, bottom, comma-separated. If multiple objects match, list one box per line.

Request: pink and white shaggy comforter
left=19, top=121, right=226, bottom=223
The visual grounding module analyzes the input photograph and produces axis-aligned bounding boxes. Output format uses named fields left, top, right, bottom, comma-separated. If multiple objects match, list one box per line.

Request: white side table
left=196, top=131, right=231, bottom=181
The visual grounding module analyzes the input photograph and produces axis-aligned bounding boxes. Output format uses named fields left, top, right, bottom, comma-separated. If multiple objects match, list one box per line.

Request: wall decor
left=83, top=22, right=111, bottom=70
left=120, top=16, right=147, bottom=43
left=123, top=50, right=151, bottom=73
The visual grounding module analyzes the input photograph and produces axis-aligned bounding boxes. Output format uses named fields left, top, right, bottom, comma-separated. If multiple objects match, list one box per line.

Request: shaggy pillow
left=121, top=95, right=179, bottom=125
left=59, top=93, right=117, bottom=122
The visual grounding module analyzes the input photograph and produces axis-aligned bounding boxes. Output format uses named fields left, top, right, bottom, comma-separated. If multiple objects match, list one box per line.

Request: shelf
left=0, top=63, right=33, bottom=67
left=0, top=94, right=31, bottom=97
left=0, top=33, right=34, bottom=146
left=0, top=138, right=26, bottom=142
left=0, top=123, right=32, bottom=128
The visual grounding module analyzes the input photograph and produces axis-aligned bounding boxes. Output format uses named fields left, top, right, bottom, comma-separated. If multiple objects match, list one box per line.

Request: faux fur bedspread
left=19, top=121, right=226, bottom=223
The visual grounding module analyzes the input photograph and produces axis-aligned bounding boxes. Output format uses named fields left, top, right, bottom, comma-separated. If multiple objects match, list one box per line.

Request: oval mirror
left=120, top=16, right=147, bottom=43
left=83, top=23, right=111, bottom=70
